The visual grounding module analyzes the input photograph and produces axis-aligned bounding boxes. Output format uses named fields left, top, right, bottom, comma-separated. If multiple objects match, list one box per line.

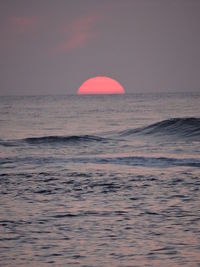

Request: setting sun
left=78, top=76, right=125, bottom=95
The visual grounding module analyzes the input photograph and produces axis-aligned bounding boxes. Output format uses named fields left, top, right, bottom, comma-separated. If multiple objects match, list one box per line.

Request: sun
left=78, top=76, right=125, bottom=95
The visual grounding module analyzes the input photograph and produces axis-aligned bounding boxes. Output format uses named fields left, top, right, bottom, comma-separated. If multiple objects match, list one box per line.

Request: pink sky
left=0, top=0, right=200, bottom=95
left=55, top=15, right=99, bottom=52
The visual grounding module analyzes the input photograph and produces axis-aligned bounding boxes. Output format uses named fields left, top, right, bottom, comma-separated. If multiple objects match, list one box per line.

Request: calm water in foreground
left=0, top=93, right=200, bottom=266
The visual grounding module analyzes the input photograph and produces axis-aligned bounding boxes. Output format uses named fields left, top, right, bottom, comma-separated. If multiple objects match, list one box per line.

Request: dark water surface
left=0, top=93, right=200, bottom=266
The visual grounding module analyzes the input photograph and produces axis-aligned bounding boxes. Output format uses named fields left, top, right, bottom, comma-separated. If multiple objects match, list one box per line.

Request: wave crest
left=121, top=117, right=200, bottom=140
left=24, top=135, right=107, bottom=145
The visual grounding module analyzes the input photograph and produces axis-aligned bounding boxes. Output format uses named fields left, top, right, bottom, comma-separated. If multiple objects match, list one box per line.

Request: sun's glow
left=78, top=76, right=125, bottom=95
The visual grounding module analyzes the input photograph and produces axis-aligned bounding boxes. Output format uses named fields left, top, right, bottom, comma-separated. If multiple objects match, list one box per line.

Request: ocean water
left=0, top=92, right=200, bottom=267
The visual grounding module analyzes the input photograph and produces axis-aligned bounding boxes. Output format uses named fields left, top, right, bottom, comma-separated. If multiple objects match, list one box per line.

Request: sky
left=0, top=0, right=200, bottom=95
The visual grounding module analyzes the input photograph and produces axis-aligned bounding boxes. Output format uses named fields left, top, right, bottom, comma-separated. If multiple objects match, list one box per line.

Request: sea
left=0, top=92, right=200, bottom=267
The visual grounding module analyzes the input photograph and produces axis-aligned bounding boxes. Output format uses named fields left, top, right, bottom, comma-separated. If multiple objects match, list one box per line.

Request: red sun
left=78, top=76, right=125, bottom=95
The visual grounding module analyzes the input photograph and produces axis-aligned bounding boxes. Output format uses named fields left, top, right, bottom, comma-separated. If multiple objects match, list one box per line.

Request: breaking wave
left=121, top=117, right=200, bottom=140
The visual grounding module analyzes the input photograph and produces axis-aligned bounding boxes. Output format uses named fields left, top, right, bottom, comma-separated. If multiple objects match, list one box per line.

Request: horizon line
left=0, top=90, right=200, bottom=97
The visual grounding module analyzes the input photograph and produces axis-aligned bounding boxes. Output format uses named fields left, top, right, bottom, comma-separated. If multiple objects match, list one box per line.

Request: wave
left=74, top=155, right=200, bottom=168
left=0, top=118, right=199, bottom=148
left=1, top=155, right=199, bottom=168
left=24, top=135, right=108, bottom=145
left=121, top=117, right=200, bottom=140
left=0, top=135, right=108, bottom=147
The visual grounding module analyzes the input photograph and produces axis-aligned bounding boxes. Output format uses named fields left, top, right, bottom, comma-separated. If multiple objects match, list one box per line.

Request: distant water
left=0, top=93, right=200, bottom=266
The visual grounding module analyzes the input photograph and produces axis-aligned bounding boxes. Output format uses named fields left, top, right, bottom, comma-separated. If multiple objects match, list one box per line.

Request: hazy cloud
left=55, top=15, right=99, bottom=53
left=7, top=16, right=38, bottom=34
